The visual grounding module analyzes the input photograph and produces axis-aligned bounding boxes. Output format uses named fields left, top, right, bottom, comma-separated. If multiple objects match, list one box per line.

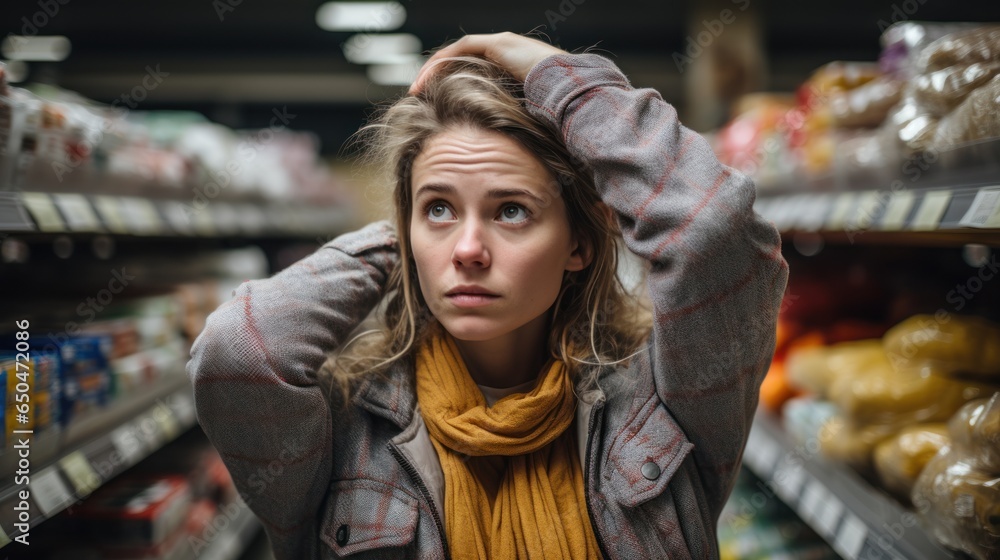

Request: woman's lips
left=445, top=293, right=500, bottom=307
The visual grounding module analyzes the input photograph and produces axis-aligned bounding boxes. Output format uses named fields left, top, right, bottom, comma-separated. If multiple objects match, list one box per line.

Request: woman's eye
left=499, top=204, right=528, bottom=223
left=427, top=203, right=455, bottom=222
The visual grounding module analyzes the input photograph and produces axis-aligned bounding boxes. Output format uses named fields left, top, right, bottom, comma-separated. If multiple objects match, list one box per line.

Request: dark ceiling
left=3, top=0, right=1000, bottom=154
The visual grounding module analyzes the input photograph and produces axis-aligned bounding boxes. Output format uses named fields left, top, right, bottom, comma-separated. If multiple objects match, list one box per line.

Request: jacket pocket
left=606, top=395, right=694, bottom=508
left=321, top=478, right=419, bottom=558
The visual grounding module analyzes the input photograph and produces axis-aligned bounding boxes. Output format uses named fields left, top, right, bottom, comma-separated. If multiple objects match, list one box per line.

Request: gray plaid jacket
left=187, top=53, right=788, bottom=560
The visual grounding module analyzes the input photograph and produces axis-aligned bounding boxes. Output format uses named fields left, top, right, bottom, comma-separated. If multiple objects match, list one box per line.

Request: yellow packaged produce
left=818, top=416, right=897, bottom=470
left=873, top=423, right=950, bottom=501
left=785, top=339, right=884, bottom=397
left=828, top=360, right=996, bottom=427
left=883, top=314, right=1000, bottom=380
left=913, top=394, right=1000, bottom=560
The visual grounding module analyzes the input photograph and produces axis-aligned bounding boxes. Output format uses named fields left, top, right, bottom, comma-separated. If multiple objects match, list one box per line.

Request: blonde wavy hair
left=321, top=54, right=650, bottom=406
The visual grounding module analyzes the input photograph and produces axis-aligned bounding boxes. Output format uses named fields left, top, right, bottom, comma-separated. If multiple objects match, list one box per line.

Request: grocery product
left=882, top=314, right=1000, bottom=380
left=873, top=423, right=949, bottom=500
left=912, top=394, right=1000, bottom=559
left=931, top=74, right=1000, bottom=150
left=785, top=339, right=884, bottom=398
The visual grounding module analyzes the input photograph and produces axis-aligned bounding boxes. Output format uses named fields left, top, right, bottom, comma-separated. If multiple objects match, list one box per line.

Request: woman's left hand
left=408, top=32, right=567, bottom=94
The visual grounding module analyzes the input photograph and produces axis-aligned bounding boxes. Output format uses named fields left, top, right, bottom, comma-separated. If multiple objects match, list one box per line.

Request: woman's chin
left=438, top=317, right=510, bottom=342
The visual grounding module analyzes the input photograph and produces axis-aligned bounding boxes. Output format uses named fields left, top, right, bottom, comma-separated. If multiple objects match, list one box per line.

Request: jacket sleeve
left=524, top=54, right=789, bottom=516
left=186, top=220, right=398, bottom=560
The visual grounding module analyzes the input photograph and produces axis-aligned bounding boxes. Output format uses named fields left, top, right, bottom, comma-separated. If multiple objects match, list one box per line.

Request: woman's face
left=409, top=125, right=587, bottom=343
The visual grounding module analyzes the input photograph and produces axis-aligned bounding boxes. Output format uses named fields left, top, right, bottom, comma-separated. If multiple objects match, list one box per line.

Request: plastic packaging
left=785, top=339, right=884, bottom=398
left=829, top=76, right=904, bottom=128
left=882, top=314, right=1000, bottom=381
left=873, top=423, right=949, bottom=501
left=931, top=74, right=1000, bottom=150
left=912, top=394, right=1000, bottom=559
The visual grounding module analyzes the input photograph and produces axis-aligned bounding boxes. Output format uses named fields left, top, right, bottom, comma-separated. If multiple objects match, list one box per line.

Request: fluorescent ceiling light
left=343, top=33, right=421, bottom=65
left=316, top=2, right=406, bottom=32
left=367, top=55, right=426, bottom=86
left=1, top=36, right=71, bottom=61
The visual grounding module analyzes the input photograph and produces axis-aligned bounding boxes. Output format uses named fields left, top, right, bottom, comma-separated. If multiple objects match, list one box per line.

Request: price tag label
left=52, top=193, right=101, bottom=232
left=161, top=201, right=195, bottom=235
left=910, top=190, right=952, bottom=231
left=171, top=392, right=197, bottom=427
left=110, top=425, right=145, bottom=466
left=826, top=192, right=859, bottom=230
left=959, top=186, right=1000, bottom=228
left=59, top=451, right=101, bottom=498
left=798, top=194, right=830, bottom=232
left=799, top=480, right=827, bottom=525
left=20, top=192, right=66, bottom=232
left=834, top=512, right=868, bottom=560
left=30, top=466, right=74, bottom=516
left=816, top=495, right=845, bottom=539
left=851, top=191, right=883, bottom=230
left=757, top=437, right=781, bottom=473
left=153, top=402, right=181, bottom=440
left=0, top=192, right=37, bottom=231
left=132, top=411, right=166, bottom=451
left=773, top=462, right=806, bottom=503
left=92, top=195, right=129, bottom=234
left=120, top=197, right=164, bottom=235
left=878, top=191, right=915, bottom=231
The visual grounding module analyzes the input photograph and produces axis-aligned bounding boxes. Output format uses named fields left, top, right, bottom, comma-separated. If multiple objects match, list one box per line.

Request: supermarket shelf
left=0, top=376, right=197, bottom=547
left=743, top=411, right=963, bottom=560
left=755, top=184, right=1000, bottom=245
left=198, top=499, right=263, bottom=560
left=0, top=191, right=354, bottom=238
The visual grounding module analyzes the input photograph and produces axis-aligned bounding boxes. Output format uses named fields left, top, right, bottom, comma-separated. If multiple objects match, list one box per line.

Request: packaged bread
left=916, top=26, right=1000, bottom=74
left=828, top=360, right=996, bottom=427
left=931, top=74, right=1000, bottom=150
left=873, top=423, right=949, bottom=501
left=912, top=393, right=1000, bottom=560
left=829, top=76, right=904, bottom=128
left=913, top=61, right=1000, bottom=116
left=883, top=314, right=1000, bottom=381
left=785, top=339, right=884, bottom=397
left=819, top=416, right=898, bottom=471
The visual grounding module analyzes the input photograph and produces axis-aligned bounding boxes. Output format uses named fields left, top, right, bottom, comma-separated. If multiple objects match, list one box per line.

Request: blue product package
left=58, top=334, right=113, bottom=428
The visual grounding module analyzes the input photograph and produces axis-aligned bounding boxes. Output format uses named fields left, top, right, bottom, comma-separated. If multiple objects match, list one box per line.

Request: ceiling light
left=1, top=36, right=71, bottom=61
left=343, top=33, right=421, bottom=65
left=316, top=2, right=406, bottom=32
left=367, top=55, right=425, bottom=86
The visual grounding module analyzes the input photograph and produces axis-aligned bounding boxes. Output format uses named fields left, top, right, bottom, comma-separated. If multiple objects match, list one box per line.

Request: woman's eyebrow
left=414, top=183, right=545, bottom=204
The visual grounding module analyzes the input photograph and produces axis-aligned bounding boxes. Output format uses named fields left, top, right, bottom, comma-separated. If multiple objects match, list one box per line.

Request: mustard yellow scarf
left=415, top=332, right=602, bottom=560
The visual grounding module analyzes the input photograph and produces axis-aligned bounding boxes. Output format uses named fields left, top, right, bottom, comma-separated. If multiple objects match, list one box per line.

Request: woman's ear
left=566, top=234, right=593, bottom=272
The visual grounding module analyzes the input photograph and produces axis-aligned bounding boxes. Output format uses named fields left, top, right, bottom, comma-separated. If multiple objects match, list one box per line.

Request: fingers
left=408, top=35, right=497, bottom=95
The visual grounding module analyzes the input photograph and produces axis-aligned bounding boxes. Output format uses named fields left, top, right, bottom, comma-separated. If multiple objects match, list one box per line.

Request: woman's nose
left=452, top=220, right=491, bottom=268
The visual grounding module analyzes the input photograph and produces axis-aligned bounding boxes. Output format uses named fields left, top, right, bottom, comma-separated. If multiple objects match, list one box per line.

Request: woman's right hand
left=409, top=32, right=567, bottom=94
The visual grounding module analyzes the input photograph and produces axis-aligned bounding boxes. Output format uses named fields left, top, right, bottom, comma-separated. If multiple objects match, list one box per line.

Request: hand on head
left=408, top=32, right=568, bottom=95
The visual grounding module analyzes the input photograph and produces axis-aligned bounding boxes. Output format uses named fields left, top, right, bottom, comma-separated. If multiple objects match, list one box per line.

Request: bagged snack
left=912, top=394, right=1000, bottom=559
left=883, top=314, right=1000, bottom=381
left=829, top=76, right=904, bottom=128
left=931, top=74, right=1000, bottom=150
left=785, top=339, right=884, bottom=397
left=917, top=26, right=1000, bottom=74
left=818, top=416, right=897, bottom=471
left=873, top=423, right=949, bottom=500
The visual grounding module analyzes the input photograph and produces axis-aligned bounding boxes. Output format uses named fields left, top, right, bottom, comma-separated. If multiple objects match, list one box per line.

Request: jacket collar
left=351, top=360, right=418, bottom=429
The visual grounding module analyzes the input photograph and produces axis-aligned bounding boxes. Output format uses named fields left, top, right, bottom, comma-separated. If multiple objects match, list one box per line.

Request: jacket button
left=336, top=524, right=350, bottom=546
left=641, top=461, right=661, bottom=480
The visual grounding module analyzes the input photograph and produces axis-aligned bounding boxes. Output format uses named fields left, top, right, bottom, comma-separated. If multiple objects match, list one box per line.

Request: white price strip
left=59, top=451, right=101, bottom=497
left=120, top=197, right=164, bottom=235
left=162, top=201, right=195, bottom=235
left=773, top=462, right=806, bottom=503
left=878, top=190, right=916, bottom=231
left=133, top=411, right=166, bottom=450
left=239, top=203, right=267, bottom=235
left=52, top=193, right=101, bottom=232
left=0, top=192, right=36, bottom=231
left=110, top=424, right=145, bottom=465
left=850, top=191, right=883, bottom=230
left=799, top=480, right=827, bottom=524
left=834, top=512, right=868, bottom=560
left=910, top=190, right=952, bottom=231
left=189, top=204, right=216, bottom=236
left=757, top=437, right=781, bottom=473
left=211, top=202, right=240, bottom=235
left=798, top=194, right=831, bottom=232
left=20, top=192, right=66, bottom=232
left=815, top=494, right=845, bottom=539
left=153, top=402, right=181, bottom=440
left=92, top=195, right=129, bottom=234
left=29, top=467, right=74, bottom=517
left=171, top=393, right=197, bottom=427
left=826, top=192, right=859, bottom=230
left=959, top=186, right=1000, bottom=228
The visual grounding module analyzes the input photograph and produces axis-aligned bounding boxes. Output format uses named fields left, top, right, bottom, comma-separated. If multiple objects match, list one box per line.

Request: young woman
left=188, top=32, right=788, bottom=560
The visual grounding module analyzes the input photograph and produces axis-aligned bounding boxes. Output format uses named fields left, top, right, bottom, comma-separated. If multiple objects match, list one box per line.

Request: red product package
left=67, top=474, right=192, bottom=546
